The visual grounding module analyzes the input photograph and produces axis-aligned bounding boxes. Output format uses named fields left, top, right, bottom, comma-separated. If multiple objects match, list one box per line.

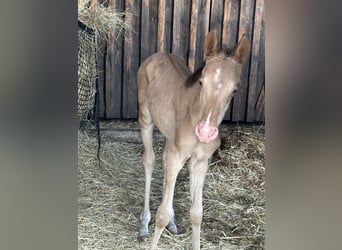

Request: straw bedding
left=78, top=122, right=265, bottom=249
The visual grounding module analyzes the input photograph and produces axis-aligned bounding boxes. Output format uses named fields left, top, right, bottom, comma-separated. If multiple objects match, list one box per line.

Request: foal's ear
left=231, top=34, right=250, bottom=64
left=204, top=29, right=218, bottom=59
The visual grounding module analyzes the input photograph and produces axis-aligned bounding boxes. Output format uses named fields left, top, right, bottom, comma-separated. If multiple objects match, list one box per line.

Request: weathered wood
left=141, top=0, right=159, bottom=63
left=232, top=0, right=254, bottom=121
left=122, top=0, right=141, bottom=118
left=86, top=126, right=239, bottom=143
left=188, top=0, right=199, bottom=72
left=255, top=3, right=265, bottom=121
left=97, top=36, right=107, bottom=118
left=247, top=0, right=264, bottom=122
left=210, top=0, right=224, bottom=47
left=157, top=0, right=173, bottom=53
left=172, top=0, right=191, bottom=60
left=222, top=0, right=240, bottom=120
left=255, top=84, right=265, bottom=121
left=188, top=0, right=211, bottom=72
left=105, top=0, right=122, bottom=118
left=141, top=0, right=150, bottom=62
left=87, top=128, right=164, bottom=143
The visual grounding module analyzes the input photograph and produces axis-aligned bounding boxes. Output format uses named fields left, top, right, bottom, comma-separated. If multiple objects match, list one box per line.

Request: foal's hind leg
left=138, top=107, right=155, bottom=241
left=162, top=147, right=178, bottom=235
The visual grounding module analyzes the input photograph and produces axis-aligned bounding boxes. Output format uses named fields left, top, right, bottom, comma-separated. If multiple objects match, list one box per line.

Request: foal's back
left=137, top=52, right=191, bottom=138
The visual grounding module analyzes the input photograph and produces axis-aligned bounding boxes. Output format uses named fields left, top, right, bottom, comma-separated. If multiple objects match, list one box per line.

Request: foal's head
left=187, top=30, right=250, bottom=144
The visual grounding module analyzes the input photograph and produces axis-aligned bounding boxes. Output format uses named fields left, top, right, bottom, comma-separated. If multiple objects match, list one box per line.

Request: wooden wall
left=96, top=0, right=265, bottom=122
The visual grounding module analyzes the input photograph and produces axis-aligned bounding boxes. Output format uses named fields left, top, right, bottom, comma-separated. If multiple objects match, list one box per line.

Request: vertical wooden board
left=172, top=0, right=191, bottom=61
left=222, top=0, right=240, bottom=120
left=255, top=84, right=265, bottom=121
left=105, top=0, right=124, bottom=118
left=157, top=0, right=173, bottom=53
left=140, top=0, right=150, bottom=63
left=232, top=0, right=255, bottom=121
left=122, top=0, right=141, bottom=118
left=188, top=0, right=211, bottom=72
left=141, top=0, right=159, bottom=63
left=96, top=36, right=107, bottom=118
left=255, top=4, right=265, bottom=122
left=149, top=0, right=159, bottom=56
left=97, top=0, right=108, bottom=118
left=210, top=0, right=224, bottom=46
left=157, top=0, right=166, bottom=52
left=247, top=0, right=264, bottom=122
left=188, top=0, right=199, bottom=72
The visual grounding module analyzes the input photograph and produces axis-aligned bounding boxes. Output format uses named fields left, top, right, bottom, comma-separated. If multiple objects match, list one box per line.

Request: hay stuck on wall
left=78, top=123, right=265, bottom=249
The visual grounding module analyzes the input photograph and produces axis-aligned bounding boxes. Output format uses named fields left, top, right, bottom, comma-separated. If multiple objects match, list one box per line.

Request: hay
left=78, top=0, right=130, bottom=39
left=78, top=24, right=97, bottom=122
left=78, top=123, right=265, bottom=249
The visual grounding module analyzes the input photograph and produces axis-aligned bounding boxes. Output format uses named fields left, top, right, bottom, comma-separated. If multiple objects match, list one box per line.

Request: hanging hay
left=78, top=22, right=97, bottom=122
left=77, top=1, right=129, bottom=123
left=78, top=0, right=129, bottom=39
left=78, top=123, right=265, bottom=249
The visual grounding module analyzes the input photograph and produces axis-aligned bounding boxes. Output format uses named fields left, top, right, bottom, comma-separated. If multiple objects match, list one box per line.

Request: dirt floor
left=78, top=121, right=265, bottom=249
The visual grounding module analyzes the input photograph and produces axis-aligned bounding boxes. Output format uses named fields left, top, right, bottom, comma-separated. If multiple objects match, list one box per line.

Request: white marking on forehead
left=214, top=82, right=222, bottom=96
left=214, top=68, right=221, bottom=82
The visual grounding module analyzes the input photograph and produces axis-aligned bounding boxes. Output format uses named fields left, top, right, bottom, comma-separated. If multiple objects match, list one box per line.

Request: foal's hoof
left=137, top=233, right=149, bottom=243
left=166, top=221, right=178, bottom=235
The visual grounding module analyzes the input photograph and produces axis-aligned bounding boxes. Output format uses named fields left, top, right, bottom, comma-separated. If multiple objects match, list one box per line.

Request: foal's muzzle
left=195, top=122, right=218, bottom=144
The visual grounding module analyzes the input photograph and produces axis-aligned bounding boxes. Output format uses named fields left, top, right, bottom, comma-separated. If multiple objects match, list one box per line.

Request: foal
left=137, top=30, right=250, bottom=249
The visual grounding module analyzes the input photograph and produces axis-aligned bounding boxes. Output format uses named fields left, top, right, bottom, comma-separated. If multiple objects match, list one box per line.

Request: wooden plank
left=105, top=0, right=124, bottom=118
left=141, top=0, right=159, bottom=63
left=188, top=0, right=199, bottom=72
left=141, top=0, right=150, bottom=62
left=148, top=0, right=159, bottom=55
left=188, top=0, right=211, bottom=72
left=96, top=36, right=107, bottom=118
left=210, top=0, right=224, bottom=47
left=157, top=0, right=173, bottom=53
left=172, top=0, right=191, bottom=61
left=247, top=0, right=264, bottom=122
left=222, top=0, right=240, bottom=120
left=232, top=0, right=254, bottom=121
left=254, top=84, right=265, bottom=121
left=86, top=126, right=238, bottom=143
left=255, top=3, right=265, bottom=122
left=122, top=0, right=141, bottom=118
left=97, top=0, right=108, bottom=118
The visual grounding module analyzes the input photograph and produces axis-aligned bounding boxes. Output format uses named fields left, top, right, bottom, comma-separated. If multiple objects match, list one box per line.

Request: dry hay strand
left=78, top=124, right=265, bottom=249
left=78, top=0, right=130, bottom=39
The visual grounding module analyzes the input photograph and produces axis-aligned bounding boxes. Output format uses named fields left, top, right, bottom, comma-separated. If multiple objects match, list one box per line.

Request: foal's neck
left=176, top=81, right=202, bottom=128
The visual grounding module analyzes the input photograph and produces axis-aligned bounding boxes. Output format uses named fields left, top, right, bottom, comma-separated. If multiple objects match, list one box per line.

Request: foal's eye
left=198, top=79, right=203, bottom=86
left=233, top=88, right=238, bottom=94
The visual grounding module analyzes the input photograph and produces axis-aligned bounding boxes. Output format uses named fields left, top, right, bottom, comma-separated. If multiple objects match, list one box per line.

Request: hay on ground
left=78, top=122, right=265, bottom=249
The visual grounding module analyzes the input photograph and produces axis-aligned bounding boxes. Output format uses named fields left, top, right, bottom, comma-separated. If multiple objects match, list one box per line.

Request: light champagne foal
left=137, top=30, right=250, bottom=249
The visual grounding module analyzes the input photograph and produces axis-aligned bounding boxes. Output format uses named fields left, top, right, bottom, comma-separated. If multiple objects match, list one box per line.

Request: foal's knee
left=190, top=208, right=203, bottom=227
left=155, top=208, right=172, bottom=228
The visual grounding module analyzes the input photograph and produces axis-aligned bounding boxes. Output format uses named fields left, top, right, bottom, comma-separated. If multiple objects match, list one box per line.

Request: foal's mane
left=185, top=46, right=234, bottom=88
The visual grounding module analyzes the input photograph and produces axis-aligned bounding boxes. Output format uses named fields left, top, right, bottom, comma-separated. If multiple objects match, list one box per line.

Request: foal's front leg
left=189, top=158, right=210, bottom=250
left=150, top=145, right=184, bottom=250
